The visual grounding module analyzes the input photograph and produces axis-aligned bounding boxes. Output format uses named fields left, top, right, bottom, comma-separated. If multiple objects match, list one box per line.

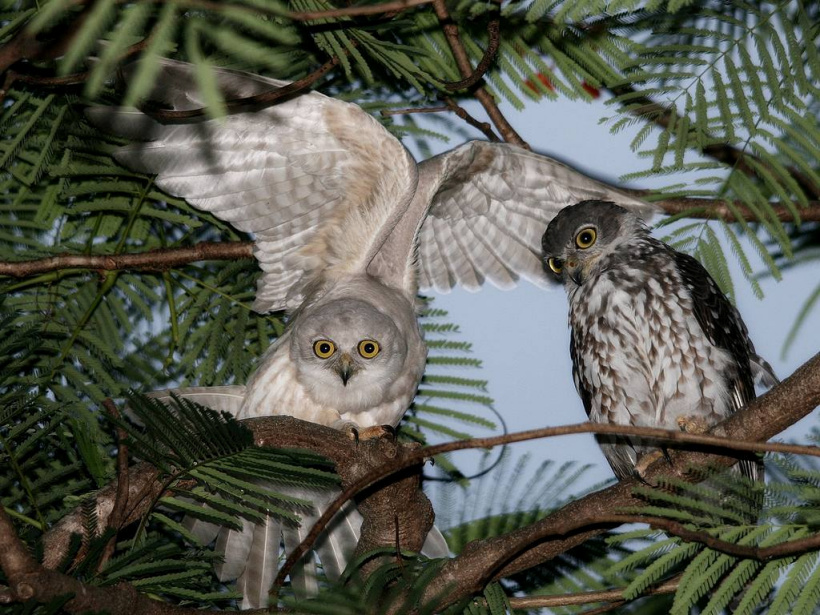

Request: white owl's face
left=289, top=299, right=409, bottom=413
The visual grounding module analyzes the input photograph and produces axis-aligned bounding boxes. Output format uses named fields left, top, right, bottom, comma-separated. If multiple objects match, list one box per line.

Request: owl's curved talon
left=634, top=449, right=668, bottom=483
left=344, top=425, right=360, bottom=443
left=677, top=415, right=710, bottom=434
left=356, top=425, right=396, bottom=441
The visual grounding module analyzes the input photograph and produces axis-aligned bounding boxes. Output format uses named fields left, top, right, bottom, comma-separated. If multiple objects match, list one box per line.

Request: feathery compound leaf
left=121, top=392, right=253, bottom=471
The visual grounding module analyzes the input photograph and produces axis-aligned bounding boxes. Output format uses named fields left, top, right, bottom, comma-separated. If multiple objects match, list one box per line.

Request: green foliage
left=604, top=449, right=820, bottom=615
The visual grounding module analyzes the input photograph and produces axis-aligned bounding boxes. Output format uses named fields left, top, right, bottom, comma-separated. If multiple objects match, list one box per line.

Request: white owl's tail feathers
left=146, top=386, right=450, bottom=607
left=146, top=385, right=247, bottom=416
left=185, top=482, right=447, bottom=609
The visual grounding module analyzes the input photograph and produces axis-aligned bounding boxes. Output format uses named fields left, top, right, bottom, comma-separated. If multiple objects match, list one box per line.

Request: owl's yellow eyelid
left=357, top=339, right=380, bottom=359
left=313, top=339, right=336, bottom=359
left=575, top=227, right=597, bottom=249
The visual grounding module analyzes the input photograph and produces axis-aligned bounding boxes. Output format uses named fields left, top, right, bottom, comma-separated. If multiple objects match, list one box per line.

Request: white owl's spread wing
left=87, top=59, right=418, bottom=313
left=416, top=141, right=657, bottom=293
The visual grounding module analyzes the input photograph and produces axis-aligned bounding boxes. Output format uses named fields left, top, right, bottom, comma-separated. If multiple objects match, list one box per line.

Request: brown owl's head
left=541, top=200, right=648, bottom=286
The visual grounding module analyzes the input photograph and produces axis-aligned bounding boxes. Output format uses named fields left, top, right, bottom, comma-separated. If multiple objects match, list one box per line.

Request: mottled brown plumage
left=542, top=201, right=777, bottom=481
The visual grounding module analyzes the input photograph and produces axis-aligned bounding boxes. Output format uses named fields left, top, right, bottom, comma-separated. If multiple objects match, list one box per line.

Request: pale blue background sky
left=411, top=92, right=820, bottom=492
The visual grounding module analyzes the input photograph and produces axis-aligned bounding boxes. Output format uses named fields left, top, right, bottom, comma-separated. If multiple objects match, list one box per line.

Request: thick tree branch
left=415, top=351, right=820, bottom=611
left=26, top=352, right=820, bottom=613
left=0, top=504, right=214, bottom=614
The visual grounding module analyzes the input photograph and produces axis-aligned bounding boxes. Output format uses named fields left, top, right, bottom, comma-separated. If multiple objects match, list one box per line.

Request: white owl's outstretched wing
left=415, top=141, right=658, bottom=293
left=87, top=58, right=417, bottom=313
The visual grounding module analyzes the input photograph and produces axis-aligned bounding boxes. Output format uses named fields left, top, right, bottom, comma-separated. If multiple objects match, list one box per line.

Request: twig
left=381, top=105, right=450, bottom=116
left=431, top=0, right=529, bottom=148
left=650, top=196, right=820, bottom=223
left=98, top=399, right=130, bottom=571
left=380, top=99, right=501, bottom=141
left=508, top=577, right=680, bottom=609
left=2, top=195, right=818, bottom=281
left=140, top=0, right=431, bottom=21
left=144, top=56, right=341, bottom=121
left=443, top=96, right=501, bottom=142
left=2, top=39, right=151, bottom=95
left=443, top=18, right=500, bottom=91
left=287, top=0, right=433, bottom=21
left=0, top=241, right=254, bottom=278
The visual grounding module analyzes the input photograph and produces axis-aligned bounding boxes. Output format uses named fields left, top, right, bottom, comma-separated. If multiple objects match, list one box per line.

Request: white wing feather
left=416, top=141, right=659, bottom=293
left=86, top=59, right=418, bottom=313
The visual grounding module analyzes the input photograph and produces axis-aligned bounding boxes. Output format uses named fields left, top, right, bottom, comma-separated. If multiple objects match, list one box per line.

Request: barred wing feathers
left=86, top=59, right=418, bottom=313
left=416, top=141, right=658, bottom=293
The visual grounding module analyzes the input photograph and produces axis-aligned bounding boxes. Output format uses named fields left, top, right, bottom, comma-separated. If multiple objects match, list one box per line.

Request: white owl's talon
left=356, top=425, right=396, bottom=441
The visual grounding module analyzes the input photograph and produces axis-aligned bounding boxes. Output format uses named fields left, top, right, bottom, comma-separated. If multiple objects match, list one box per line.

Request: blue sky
left=412, top=91, right=820, bottom=490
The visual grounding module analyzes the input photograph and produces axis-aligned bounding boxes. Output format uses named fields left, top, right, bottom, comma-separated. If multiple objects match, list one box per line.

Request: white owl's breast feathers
left=87, top=58, right=658, bottom=314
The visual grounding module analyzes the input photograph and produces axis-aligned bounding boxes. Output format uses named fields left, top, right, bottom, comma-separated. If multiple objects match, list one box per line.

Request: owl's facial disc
left=291, top=299, right=407, bottom=412
left=543, top=200, right=643, bottom=288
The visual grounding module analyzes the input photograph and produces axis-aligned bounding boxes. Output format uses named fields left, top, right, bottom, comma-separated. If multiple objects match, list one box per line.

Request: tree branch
left=144, top=55, right=341, bottom=121
left=0, top=241, right=254, bottom=278
left=5, top=195, right=817, bottom=280
left=442, top=18, right=500, bottom=91
left=0, top=503, right=215, bottom=614
left=287, top=0, right=433, bottom=21
left=508, top=577, right=680, bottom=609
left=415, top=350, right=820, bottom=611
left=649, top=196, right=820, bottom=223
left=27, top=352, right=820, bottom=613
left=431, top=0, right=528, bottom=148
left=608, top=83, right=820, bottom=199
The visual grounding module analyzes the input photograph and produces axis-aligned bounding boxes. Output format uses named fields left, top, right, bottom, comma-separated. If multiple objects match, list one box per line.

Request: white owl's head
left=289, top=298, right=409, bottom=413
left=541, top=200, right=649, bottom=287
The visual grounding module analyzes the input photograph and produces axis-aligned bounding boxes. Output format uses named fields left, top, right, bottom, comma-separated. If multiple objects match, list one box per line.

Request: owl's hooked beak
left=566, top=259, right=585, bottom=286
left=335, top=353, right=358, bottom=386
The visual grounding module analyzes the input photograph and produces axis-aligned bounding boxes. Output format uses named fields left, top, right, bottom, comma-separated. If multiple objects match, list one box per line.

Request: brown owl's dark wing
left=570, top=332, right=592, bottom=417
left=670, top=249, right=774, bottom=482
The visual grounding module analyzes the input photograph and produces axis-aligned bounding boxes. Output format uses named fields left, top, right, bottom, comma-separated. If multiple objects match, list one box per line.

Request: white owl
left=88, top=58, right=655, bottom=608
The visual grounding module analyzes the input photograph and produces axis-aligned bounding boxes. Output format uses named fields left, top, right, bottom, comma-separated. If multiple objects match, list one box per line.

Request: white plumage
left=88, top=59, right=656, bottom=608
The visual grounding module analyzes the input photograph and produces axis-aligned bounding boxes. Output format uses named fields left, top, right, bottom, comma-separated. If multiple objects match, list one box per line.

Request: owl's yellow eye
left=575, top=227, right=597, bottom=249
left=357, top=339, right=380, bottom=359
left=313, top=339, right=336, bottom=359
left=548, top=257, right=563, bottom=274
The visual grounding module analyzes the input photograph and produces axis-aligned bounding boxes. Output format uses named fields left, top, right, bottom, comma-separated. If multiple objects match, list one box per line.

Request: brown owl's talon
left=634, top=449, right=667, bottom=482
left=677, top=415, right=710, bottom=434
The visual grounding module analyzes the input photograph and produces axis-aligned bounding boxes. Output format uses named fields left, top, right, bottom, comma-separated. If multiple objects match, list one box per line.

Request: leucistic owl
left=541, top=200, right=777, bottom=482
left=88, top=59, right=656, bottom=608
